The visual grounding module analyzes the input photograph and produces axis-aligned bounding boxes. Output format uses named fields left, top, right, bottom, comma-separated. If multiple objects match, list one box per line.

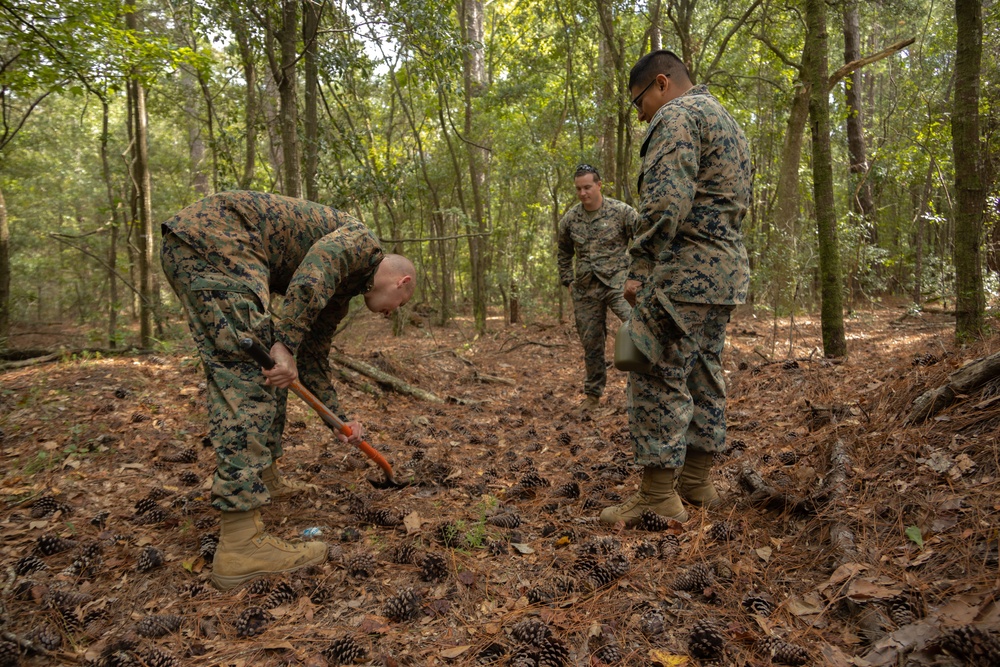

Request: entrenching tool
left=239, top=338, right=409, bottom=490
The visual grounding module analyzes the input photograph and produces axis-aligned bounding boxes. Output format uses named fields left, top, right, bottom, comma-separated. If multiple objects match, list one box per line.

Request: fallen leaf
left=512, top=543, right=534, bottom=554
left=440, top=645, right=471, bottom=659
left=648, top=648, right=689, bottom=666
left=179, top=387, right=200, bottom=396
left=403, top=511, right=423, bottom=535
left=755, top=546, right=772, bottom=562
left=457, top=571, right=476, bottom=586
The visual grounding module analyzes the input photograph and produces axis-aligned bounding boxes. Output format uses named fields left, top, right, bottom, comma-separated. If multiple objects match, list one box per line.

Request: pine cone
left=145, top=487, right=173, bottom=501
left=132, top=506, right=171, bottom=525
left=886, top=594, right=916, bottom=626
left=136, top=545, right=165, bottom=572
left=383, top=587, right=422, bottom=622
left=552, top=482, right=580, bottom=499
left=593, top=643, right=622, bottom=664
left=133, top=497, right=158, bottom=516
left=571, top=470, right=590, bottom=481
left=234, top=606, right=273, bottom=638
left=420, top=553, right=449, bottom=582
left=673, top=562, right=715, bottom=592
left=519, top=472, right=550, bottom=488
left=310, top=586, right=332, bottom=605
left=35, top=533, right=77, bottom=556
left=638, top=605, right=665, bottom=637
left=161, top=448, right=198, bottom=463
left=537, top=637, right=570, bottom=667
left=487, top=512, right=521, bottom=529
left=346, top=552, right=377, bottom=578
left=135, top=613, right=182, bottom=638
left=90, top=510, right=110, bottom=528
left=487, top=539, right=508, bottom=556
left=340, top=527, right=362, bottom=542
left=742, top=591, right=776, bottom=617
left=322, top=636, right=368, bottom=664
left=14, top=554, right=47, bottom=576
left=940, top=625, right=1000, bottom=667
left=199, top=534, right=218, bottom=561
left=246, top=578, right=272, bottom=596
left=368, top=508, right=402, bottom=527
left=688, top=619, right=725, bottom=660
left=777, top=451, right=798, bottom=465
left=260, top=581, right=296, bottom=609
left=760, top=636, right=810, bottom=665
left=526, top=586, right=553, bottom=605
left=389, top=543, right=418, bottom=565
left=140, top=647, right=180, bottom=667
left=178, top=471, right=200, bottom=486
left=63, top=541, right=103, bottom=577
left=707, top=521, right=738, bottom=541
left=569, top=444, right=582, bottom=456
left=510, top=618, right=552, bottom=646
left=475, top=642, right=506, bottom=664
left=557, top=433, right=572, bottom=446
left=633, top=540, right=658, bottom=559
left=28, top=623, right=61, bottom=651
left=31, top=495, right=71, bottom=518
left=572, top=553, right=599, bottom=574
left=0, top=641, right=19, bottom=667
left=509, top=645, right=538, bottom=667
left=640, top=509, right=672, bottom=532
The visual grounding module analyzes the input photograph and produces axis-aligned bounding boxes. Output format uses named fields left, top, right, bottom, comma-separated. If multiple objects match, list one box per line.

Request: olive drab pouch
left=616, top=287, right=687, bottom=372
left=614, top=320, right=654, bottom=374
left=189, top=275, right=271, bottom=359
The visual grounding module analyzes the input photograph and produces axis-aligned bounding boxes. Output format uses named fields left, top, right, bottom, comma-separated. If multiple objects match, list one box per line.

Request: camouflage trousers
left=627, top=302, right=733, bottom=468
left=572, top=275, right=632, bottom=397
left=161, top=230, right=287, bottom=512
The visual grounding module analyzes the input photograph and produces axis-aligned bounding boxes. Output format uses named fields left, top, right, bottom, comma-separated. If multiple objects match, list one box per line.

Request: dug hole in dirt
left=0, top=305, right=998, bottom=666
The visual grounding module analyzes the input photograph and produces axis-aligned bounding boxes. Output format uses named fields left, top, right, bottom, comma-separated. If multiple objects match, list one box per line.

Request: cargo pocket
left=627, top=288, right=688, bottom=369
left=189, top=276, right=270, bottom=359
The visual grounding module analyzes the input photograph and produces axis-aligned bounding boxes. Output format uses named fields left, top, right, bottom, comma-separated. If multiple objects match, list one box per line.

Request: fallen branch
left=499, top=339, right=567, bottom=354
left=330, top=351, right=445, bottom=404
left=0, top=352, right=59, bottom=371
left=333, top=366, right=384, bottom=399
left=472, top=371, right=516, bottom=386
left=905, top=349, right=1000, bottom=424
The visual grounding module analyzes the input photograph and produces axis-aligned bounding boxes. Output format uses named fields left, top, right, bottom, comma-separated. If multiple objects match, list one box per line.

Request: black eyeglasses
left=630, top=75, right=667, bottom=110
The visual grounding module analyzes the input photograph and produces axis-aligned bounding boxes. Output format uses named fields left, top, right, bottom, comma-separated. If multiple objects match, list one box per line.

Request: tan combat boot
left=677, top=449, right=721, bottom=508
left=599, top=466, right=689, bottom=526
left=261, top=462, right=318, bottom=501
left=210, top=510, right=327, bottom=590
left=575, top=395, right=600, bottom=417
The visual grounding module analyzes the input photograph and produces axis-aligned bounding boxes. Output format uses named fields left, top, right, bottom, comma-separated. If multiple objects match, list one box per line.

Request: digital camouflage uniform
left=160, top=191, right=383, bottom=512
left=557, top=197, right=638, bottom=398
left=626, top=85, right=751, bottom=468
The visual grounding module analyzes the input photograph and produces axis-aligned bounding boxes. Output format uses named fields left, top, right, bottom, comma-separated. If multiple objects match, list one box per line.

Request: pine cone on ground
left=346, top=552, right=377, bottom=578
left=885, top=593, right=916, bottom=626
left=234, top=606, right=273, bottom=638
left=322, top=636, right=368, bottom=665
left=557, top=432, right=572, bottom=446
left=27, top=623, right=61, bottom=651
left=367, top=508, right=402, bottom=527
left=552, top=482, right=580, bottom=499
left=526, top=586, right=553, bottom=605
left=759, top=636, right=810, bottom=665
left=657, top=534, right=681, bottom=559
left=0, top=640, right=19, bottom=667
left=132, top=506, right=171, bottom=525
left=419, top=553, right=448, bottom=582
left=46, top=589, right=91, bottom=630
left=742, top=591, right=776, bottom=616
left=31, top=496, right=72, bottom=518
left=136, top=545, right=165, bottom=572
left=35, top=534, right=77, bottom=556
left=593, top=643, right=622, bottom=664
left=263, top=581, right=297, bottom=609
left=519, top=472, right=550, bottom=488
left=475, top=642, right=506, bottom=664
left=140, top=647, right=180, bottom=667
left=673, top=562, right=715, bottom=592
left=640, top=509, right=673, bottom=532
left=246, top=578, right=272, bottom=596
left=135, top=613, right=182, bottom=638
left=383, top=587, right=422, bottom=622
left=309, top=586, right=332, bottom=605
left=510, top=618, right=552, bottom=646
left=508, top=645, right=538, bottom=667
left=688, top=619, right=725, bottom=660
left=537, top=637, right=570, bottom=667
left=637, top=605, right=665, bottom=637
left=160, top=448, right=198, bottom=463
left=487, top=539, right=507, bottom=556
left=199, top=533, right=218, bottom=561
left=707, top=521, right=738, bottom=541
left=436, top=521, right=462, bottom=547
left=572, top=553, right=599, bottom=574
left=133, top=497, right=158, bottom=515
left=14, top=554, right=47, bottom=576
left=63, top=541, right=103, bottom=577
left=389, top=543, right=418, bottom=564
left=487, top=511, right=521, bottom=529
left=633, top=540, right=659, bottom=559
left=940, top=625, right=1000, bottom=667
left=178, top=471, right=201, bottom=486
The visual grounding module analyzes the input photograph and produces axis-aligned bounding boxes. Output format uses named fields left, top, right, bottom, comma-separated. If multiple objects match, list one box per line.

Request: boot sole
left=210, top=550, right=327, bottom=591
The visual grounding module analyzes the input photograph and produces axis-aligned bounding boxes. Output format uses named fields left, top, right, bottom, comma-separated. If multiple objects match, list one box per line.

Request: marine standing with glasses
left=600, top=51, right=752, bottom=525
left=557, top=164, right=639, bottom=415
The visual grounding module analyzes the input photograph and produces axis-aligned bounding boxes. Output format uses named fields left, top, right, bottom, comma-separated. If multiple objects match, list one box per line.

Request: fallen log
left=905, top=349, right=1000, bottom=424
left=330, top=351, right=445, bottom=404
left=0, top=352, right=60, bottom=371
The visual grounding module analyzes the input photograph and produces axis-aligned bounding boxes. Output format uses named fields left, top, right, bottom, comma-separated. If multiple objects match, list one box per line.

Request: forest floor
left=1, top=302, right=998, bottom=667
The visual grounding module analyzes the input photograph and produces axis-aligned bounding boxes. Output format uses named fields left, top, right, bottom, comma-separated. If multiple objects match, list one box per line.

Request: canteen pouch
left=616, top=287, right=688, bottom=373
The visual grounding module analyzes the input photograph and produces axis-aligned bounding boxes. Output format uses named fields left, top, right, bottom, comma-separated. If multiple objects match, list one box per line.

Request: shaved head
left=365, top=253, right=416, bottom=316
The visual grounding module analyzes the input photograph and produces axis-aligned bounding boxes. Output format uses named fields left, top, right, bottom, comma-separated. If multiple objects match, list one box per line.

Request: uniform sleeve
left=296, top=304, right=347, bottom=421
left=557, top=212, right=575, bottom=286
left=274, top=226, right=380, bottom=355
left=628, top=110, right=700, bottom=282
left=624, top=203, right=640, bottom=242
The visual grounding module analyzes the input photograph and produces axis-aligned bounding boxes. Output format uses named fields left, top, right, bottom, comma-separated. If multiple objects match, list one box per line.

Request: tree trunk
left=952, top=0, right=985, bottom=338
left=460, top=0, right=489, bottom=333
left=302, top=0, right=320, bottom=202
left=804, top=0, right=846, bottom=357
left=100, top=99, right=121, bottom=348
left=127, top=10, right=155, bottom=349
left=184, top=69, right=209, bottom=196
left=597, top=29, right=616, bottom=184
left=0, top=184, right=9, bottom=346
left=230, top=4, right=257, bottom=189
left=842, top=1, right=875, bottom=238
left=771, top=82, right=810, bottom=312
left=273, top=0, right=301, bottom=198
left=649, top=0, right=662, bottom=51
left=912, top=158, right=934, bottom=305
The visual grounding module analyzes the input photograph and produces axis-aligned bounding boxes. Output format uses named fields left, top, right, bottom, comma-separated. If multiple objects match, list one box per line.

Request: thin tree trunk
left=649, top=0, right=662, bottom=51
left=843, top=1, right=875, bottom=240
left=952, top=0, right=985, bottom=338
left=185, top=69, right=209, bottom=196
left=302, top=0, right=320, bottom=202
left=100, top=99, right=120, bottom=348
left=230, top=4, right=257, bottom=189
left=912, top=158, right=935, bottom=305
left=127, top=10, right=155, bottom=349
left=771, top=83, right=809, bottom=312
left=805, top=0, right=846, bottom=357
left=0, top=184, right=9, bottom=346
left=271, top=0, right=301, bottom=198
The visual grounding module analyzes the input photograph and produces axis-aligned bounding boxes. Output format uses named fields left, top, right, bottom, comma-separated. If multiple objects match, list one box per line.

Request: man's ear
left=397, top=274, right=413, bottom=288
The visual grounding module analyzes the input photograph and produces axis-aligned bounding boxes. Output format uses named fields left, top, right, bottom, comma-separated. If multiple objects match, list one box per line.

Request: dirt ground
left=1, top=304, right=998, bottom=666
